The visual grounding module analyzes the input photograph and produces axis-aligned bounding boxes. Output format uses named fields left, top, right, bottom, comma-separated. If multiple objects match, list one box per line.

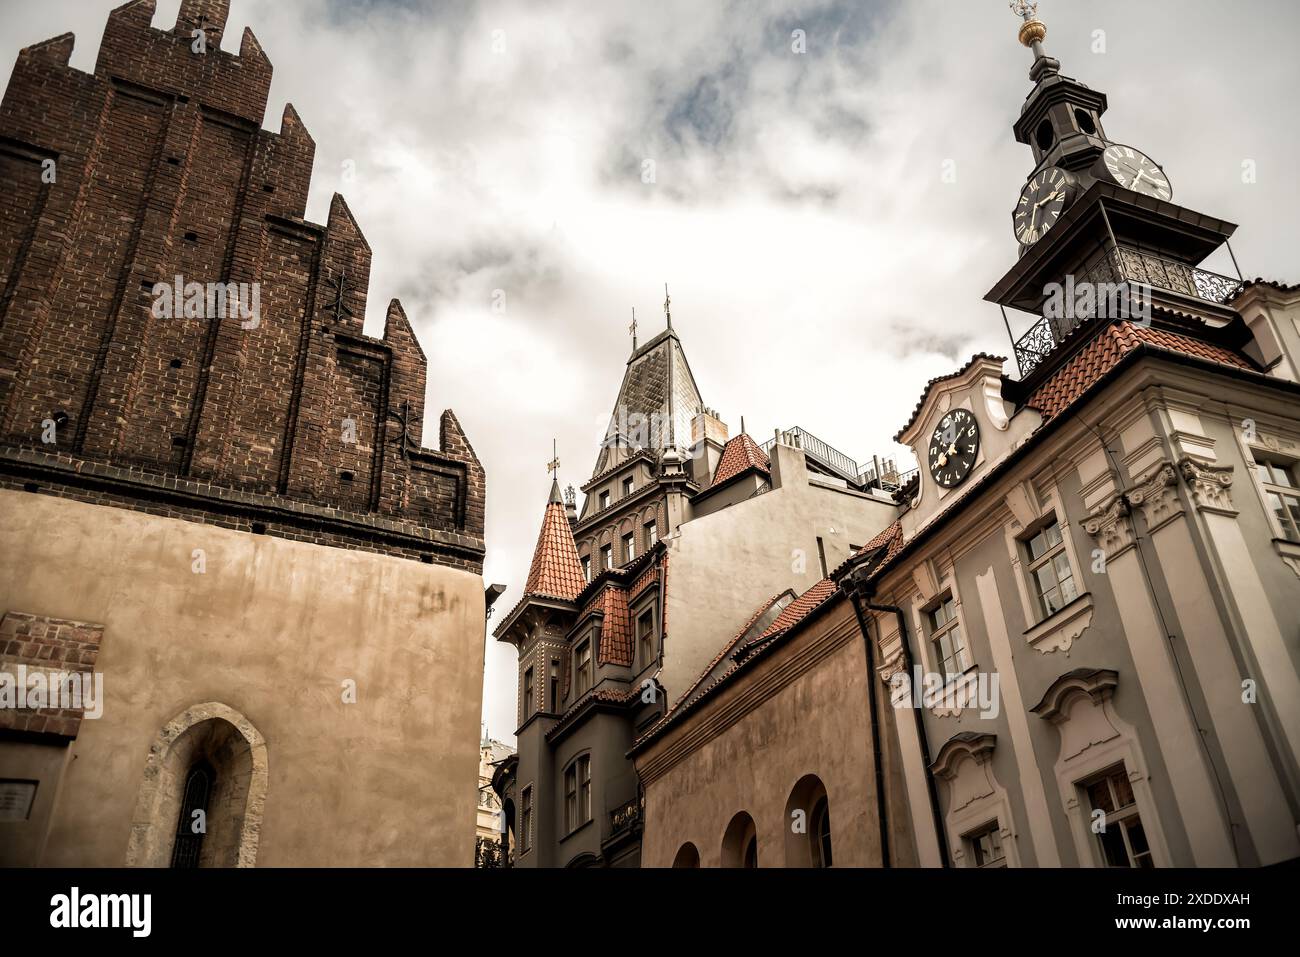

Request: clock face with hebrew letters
left=927, top=408, right=980, bottom=489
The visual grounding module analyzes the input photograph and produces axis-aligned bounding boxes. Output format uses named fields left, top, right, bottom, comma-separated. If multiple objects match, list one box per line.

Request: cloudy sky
left=3, top=0, right=1297, bottom=744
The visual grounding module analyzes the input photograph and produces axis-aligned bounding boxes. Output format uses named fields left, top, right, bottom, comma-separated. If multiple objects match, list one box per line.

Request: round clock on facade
left=928, top=408, right=980, bottom=489
left=1098, top=144, right=1171, bottom=200
left=1013, top=166, right=1072, bottom=246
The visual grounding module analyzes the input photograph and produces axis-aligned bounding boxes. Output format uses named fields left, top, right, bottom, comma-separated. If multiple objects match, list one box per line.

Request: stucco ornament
left=1082, top=495, right=1135, bottom=557
left=1179, top=458, right=1236, bottom=515
left=1127, top=462, right=1182, bottom=530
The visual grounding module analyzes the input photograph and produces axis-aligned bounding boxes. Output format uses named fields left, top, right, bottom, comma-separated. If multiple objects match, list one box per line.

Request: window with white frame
left=645, top=521, right=657, bottom=549
left=598, top=490, right=610, bottom=511
left=622, top=476, right=634, bottom=498
left=1083, top=764, right=1153, bottom=868
left=622, top=531, right=635, bottom=564
left=965, top=821, right=1006, bottom=868
left=1253, top=454, right=1300, bottom=541
left=925, top=594, right=970, bottom=677
left=581, top=555, right=591, bottom=582
left=1023, top=518, right=1078, bottom=618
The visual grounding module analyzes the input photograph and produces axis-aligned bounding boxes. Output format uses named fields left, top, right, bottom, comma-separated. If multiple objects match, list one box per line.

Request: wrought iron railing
left=609, top=794, right=644, bottom=833
left=1012, top=245, right=1244, bottom=378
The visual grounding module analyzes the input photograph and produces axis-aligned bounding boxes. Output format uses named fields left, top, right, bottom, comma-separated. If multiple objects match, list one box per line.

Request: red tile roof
left=1026, top=321, right=1252, bottom=421
left=753, top=577, right=837, bottom=644
left=708, top=432, right=770, bottom=489
left=632, top=577, right=842, bottom=750
left=596, top=585, right=632, bottom=666
left=668, top=592, right=788, bottom=719
left=523, top=494, right=585, bottom=602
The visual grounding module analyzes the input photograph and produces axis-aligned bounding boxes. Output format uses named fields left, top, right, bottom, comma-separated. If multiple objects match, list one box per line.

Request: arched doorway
left=672, top=842, right=700, bottom=868
left=125, top=702, right=268, bottom=868
left=721, top=811, right=758, bottom=868
left=784, top=774, right=832, bottom=867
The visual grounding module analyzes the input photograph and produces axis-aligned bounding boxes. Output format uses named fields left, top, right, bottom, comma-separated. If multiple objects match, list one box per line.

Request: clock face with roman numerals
left=928, top=408, right=980, bottom=489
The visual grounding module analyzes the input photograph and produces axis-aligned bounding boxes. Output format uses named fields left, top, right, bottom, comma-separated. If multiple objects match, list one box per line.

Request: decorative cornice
left=1030, top=668, right=1119, bottom=722
left=1178, top=457, right=1236, bottom=516
left=930, top=732, right=997, bottom=779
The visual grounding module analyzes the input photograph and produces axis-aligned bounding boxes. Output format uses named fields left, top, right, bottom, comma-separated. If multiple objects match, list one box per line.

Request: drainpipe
left=846, top=585, right=892, bottom=868
left=846, top=571, right=950, bottom=867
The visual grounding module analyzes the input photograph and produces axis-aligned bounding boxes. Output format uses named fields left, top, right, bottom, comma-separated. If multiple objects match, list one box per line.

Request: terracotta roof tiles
left=708, top=432, right=770, bottom=489
left=522, top=485, right=586, bottom=602
left=1026, top=322, right=1251, bottom=421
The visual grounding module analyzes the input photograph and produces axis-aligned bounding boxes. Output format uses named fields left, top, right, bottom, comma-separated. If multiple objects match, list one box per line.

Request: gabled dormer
left=893, top=354, right=1031, bottom=535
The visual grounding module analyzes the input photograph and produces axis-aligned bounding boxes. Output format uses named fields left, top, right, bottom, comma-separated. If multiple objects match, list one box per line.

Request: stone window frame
left=1226, top=416, right=1300, bottom=577
left=125, top=702, right=267, bottom=868
left=1002, top=486, right=1094, bottom=655
left=930, top=733, right=1021, bottom=868
left=922, top=592, right=970, bottom=678
left=907, top=566, right=978, bottom=717
left=523, top=666, right=534, bottom=720
left=1031, top=669, right=1172, bottom=868
left=964, top=819, right=1007, bottom=868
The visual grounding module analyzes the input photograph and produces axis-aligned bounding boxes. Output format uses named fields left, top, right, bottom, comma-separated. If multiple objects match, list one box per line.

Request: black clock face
left=928, top=409, right=980, bottom=489
left=1013, top=166, right=1071, bottom=246
left=1100, top=144, right=1171, bottom=200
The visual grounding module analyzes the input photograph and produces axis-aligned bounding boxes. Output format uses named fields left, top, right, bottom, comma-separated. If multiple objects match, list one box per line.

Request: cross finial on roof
left=663, top=283, right=672, bottom=330
left=629, top=307, right=637, bottom=351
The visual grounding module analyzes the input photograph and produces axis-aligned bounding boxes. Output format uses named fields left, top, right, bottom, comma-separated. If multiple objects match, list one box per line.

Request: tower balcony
left=1011, top=244, right=1244, bottom=378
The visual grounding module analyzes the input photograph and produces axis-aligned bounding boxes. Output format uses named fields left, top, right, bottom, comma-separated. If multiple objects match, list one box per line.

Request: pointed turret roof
left=591, top=326, right=704, bottom=478
left=522, top=479, right=586, bottom=601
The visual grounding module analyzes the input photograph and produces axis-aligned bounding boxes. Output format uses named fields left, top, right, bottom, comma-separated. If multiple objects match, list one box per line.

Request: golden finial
left=1010, top=0, right=1046, bottom=47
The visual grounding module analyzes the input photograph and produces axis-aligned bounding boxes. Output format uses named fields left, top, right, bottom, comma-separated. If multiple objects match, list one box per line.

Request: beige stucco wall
left=0, top=489, right=484, bottom=866
left=639, top=602, right=914, bottom=867
left=662, top=443, right=896, bottom=707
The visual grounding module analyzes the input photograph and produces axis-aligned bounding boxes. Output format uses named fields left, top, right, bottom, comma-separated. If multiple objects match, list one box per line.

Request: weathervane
left=547, top=438, right=560, bottom=478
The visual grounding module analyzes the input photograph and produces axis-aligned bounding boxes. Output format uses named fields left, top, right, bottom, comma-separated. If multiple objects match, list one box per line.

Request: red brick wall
left=0, top=0, right=484, bottom=571
left=0, top=611, right=104, bottom=739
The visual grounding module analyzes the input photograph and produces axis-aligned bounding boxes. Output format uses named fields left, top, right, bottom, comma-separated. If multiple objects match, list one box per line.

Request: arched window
left=125, top=702, right=268, bottom=868
left=170, top=760, right=214, bottom=868
left=811, top=796, right=832, bottom=868
left=672, top=842, right=700, bottom=868
left=784, top=774, right=831, bottom=867
left=721, top=811, right=758, bottom=868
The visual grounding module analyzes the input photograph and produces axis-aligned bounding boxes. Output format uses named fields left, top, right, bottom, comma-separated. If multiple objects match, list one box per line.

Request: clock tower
left=989, top=1, right=1248, bottom=382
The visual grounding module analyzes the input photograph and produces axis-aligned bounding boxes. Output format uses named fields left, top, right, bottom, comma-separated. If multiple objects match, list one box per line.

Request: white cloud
left=3, top=0, right=1297, bottom=745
